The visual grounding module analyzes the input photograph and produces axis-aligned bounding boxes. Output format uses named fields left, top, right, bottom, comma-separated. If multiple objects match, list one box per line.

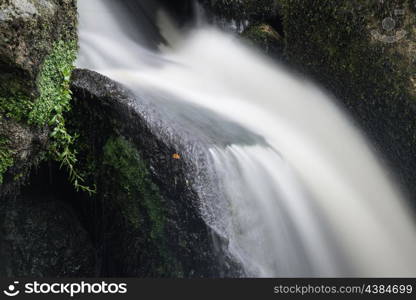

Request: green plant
left=0, top=40, right=95, bottom=193
left=38, top=40, right=95, bottom=194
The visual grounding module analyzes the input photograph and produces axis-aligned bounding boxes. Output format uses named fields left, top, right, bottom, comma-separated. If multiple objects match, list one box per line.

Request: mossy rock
left=0, top=0, right=78, bottom=194
left=99, top=136, right=184, bottom=277
left=242, top=23, right=284, bottom=56
left=0, top=0, right=77, bottom=97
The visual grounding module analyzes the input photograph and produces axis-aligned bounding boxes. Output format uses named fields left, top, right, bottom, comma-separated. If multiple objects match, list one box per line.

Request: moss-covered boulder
left=0, top=0, right=78, bottom=194
left=0, top=0, right=77, bottom=96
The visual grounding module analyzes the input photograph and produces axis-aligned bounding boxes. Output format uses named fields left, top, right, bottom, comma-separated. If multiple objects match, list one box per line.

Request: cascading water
left=77, top=0, right=416, bottom=277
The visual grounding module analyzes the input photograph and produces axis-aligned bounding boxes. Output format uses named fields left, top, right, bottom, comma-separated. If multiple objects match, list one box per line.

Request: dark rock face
left=200, top=0, right=279, bottom=23
left=0, top=186, right=95, bottom=277
left=69, top=69, right=237, bottom=277
left=159, top=0, right=194, bottom=22
left=0, top=119, right=49, bottom=196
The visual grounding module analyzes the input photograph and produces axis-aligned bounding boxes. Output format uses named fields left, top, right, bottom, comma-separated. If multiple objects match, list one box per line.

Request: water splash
left=77, top=0, right=416, bottom=277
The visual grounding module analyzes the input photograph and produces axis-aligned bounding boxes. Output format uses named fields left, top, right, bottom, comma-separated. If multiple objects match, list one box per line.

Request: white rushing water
left=77, top=0, right=416, bottom=277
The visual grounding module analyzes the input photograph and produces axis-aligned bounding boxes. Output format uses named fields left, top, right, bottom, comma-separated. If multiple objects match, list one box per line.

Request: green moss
left=102, top=136, right=165, bottom=233
left=0, top=136, right=13, bottom=184
left=102, top=136, right=183, bottom=277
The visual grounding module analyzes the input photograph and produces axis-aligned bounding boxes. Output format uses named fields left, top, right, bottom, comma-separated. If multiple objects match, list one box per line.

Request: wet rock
left=69, top=69, right=242, bottom=277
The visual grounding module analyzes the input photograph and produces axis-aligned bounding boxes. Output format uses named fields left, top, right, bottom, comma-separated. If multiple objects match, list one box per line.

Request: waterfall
left=77, top=0, right=416, bottom=277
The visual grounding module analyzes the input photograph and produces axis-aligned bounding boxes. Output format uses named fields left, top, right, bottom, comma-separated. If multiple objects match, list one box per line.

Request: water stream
left=77, top=0, right=416, bottom=277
